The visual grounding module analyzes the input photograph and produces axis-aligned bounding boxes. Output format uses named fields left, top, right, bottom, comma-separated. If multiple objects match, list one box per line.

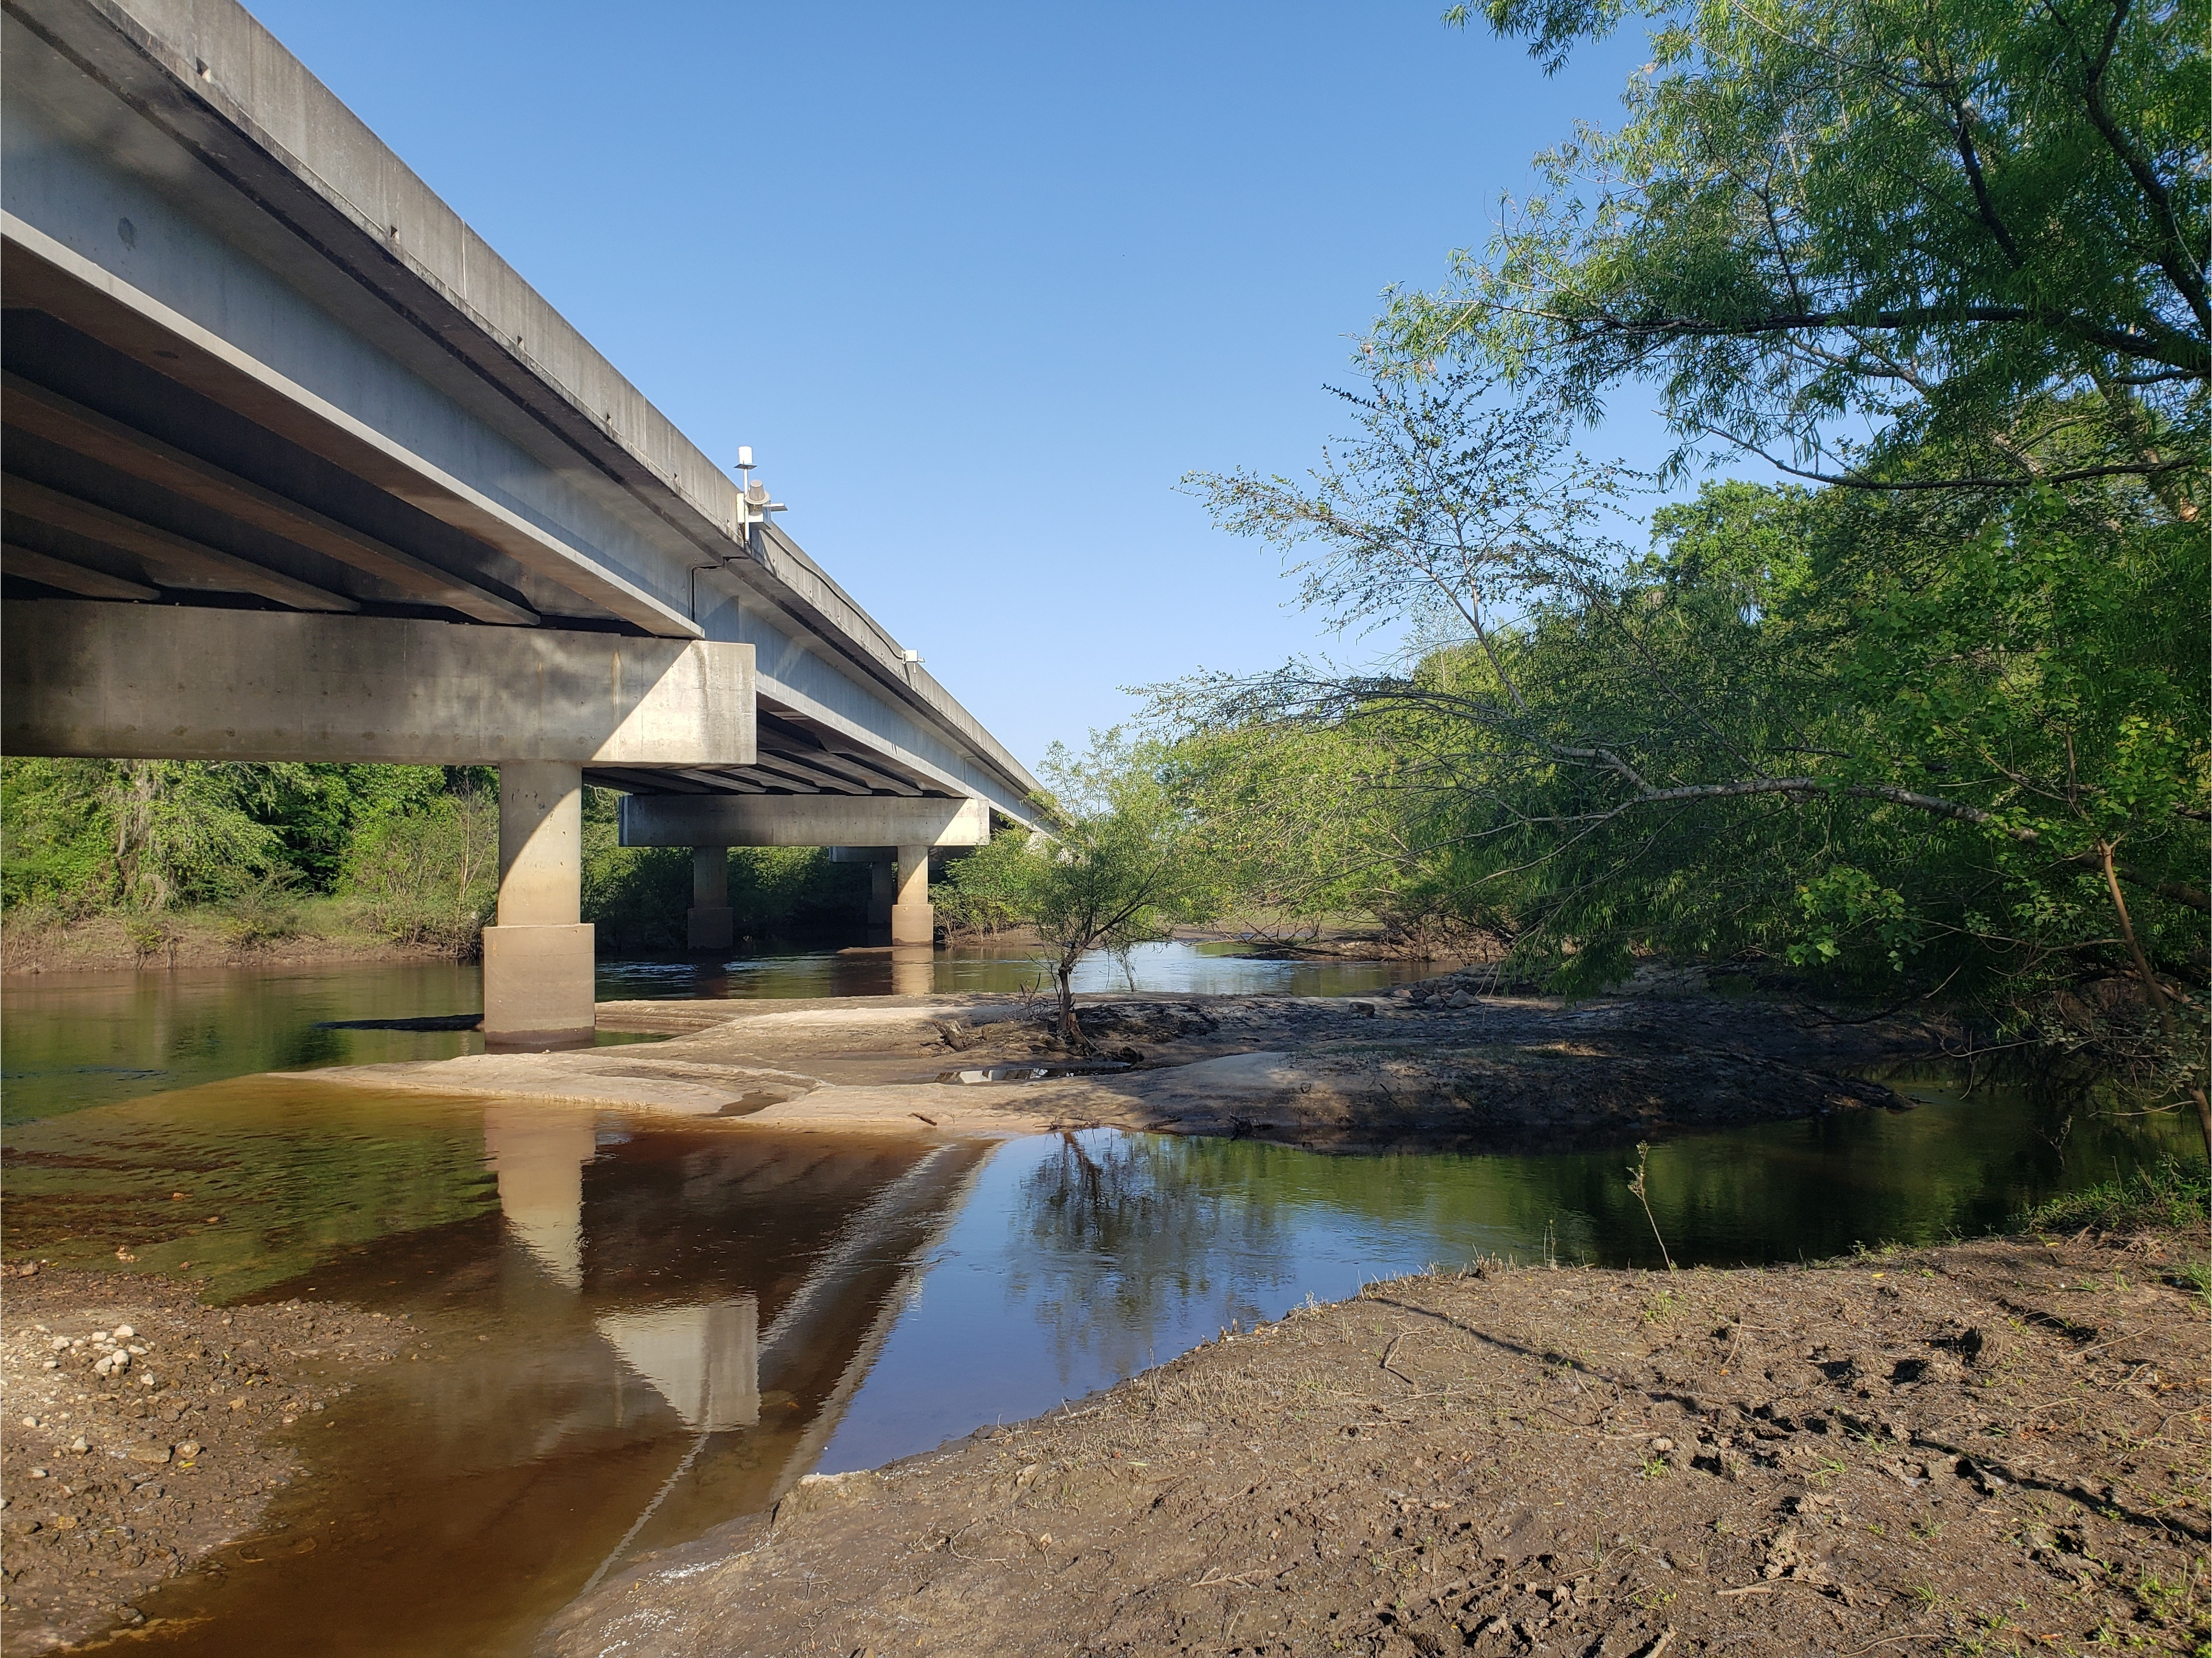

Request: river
left=0, top=946, right=2194, bottom=1655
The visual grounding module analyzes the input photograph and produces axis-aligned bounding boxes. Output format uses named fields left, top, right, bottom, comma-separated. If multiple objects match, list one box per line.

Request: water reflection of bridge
left=479, top=1109, right=991, bottom=1576
left=142, top=1117, right=988, bottom=1654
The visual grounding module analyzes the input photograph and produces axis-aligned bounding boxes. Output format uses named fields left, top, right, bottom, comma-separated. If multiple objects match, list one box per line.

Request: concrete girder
left=2, top=599, right=755, bottom=765
left=1, top=542, right=159, bottom=600
left=793, top=749, right=924, bottom=796
left=2, top=371, right=540, bottom=625
left=617, top=794, right=988, bottom=851
left=749, top=753, right=874, bottom=795
left=0, top=225, right=701, bottom=638
left=5, top=474, right=360, bottom=611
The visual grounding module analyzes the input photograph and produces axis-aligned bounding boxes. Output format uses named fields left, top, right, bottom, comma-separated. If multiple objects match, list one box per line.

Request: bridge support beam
left=619, top=795, right=988, bottom=850
left=484, top=762, right=594, bottom=1049
left=892, top=844, right=934, bottom=945
left=689, top=847, right=735, bottom=952
left=1, top=601, right=754, bottom=765
left=623, top=796, right=985, bottom=949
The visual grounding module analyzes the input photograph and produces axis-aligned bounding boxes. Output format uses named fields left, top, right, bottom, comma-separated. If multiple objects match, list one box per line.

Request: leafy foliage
left=2012, top=1156, right=2211, bottom=1234
left=1408, top=0, right=2205, bottom=499
left=1164, top=371, right=2205, bottom=1118
left=944, top=731, right=1218, bottom=1049
left=1159, top=0, right=2206, bottom=1144
left=341, top=783, right=499, bottom=950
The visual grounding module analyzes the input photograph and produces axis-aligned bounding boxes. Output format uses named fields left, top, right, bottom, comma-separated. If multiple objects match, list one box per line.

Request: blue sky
left=246, top=1, right=1674, bottom=771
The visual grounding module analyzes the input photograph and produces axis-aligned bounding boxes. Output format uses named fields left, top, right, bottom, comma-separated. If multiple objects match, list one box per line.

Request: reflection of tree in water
left=1008, top=1131, right=1297, bottom=1386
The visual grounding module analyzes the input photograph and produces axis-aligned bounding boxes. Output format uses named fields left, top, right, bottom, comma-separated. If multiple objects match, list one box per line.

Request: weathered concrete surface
left=480, top=925, right=595, bottom=1049
left=892, top=841, right=934, bottom=945
left=3, top=0, right=1040, bottom=815
left=1, top=601, right=755, bottom=764
left=619, top=794, right=988, bottom=849
left=497, top=763, right=583, bottom=926
left=482, top=761, right=592, bottom=1044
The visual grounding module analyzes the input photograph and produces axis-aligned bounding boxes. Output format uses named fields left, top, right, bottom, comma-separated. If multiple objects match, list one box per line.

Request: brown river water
left=1, top=946, right=2195, bottom=1654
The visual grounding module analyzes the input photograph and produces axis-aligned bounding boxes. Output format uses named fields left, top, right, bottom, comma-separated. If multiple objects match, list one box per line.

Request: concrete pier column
left=891, top=843, right=933, bottom=945
left=688, top=846, right=735, bottom=952
left=867, top=858, right=895, bottom=928
left=483, top=762, right=594, bottom=1048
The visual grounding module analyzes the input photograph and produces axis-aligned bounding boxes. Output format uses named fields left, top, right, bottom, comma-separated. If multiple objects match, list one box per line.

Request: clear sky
left=245, top=1, right=1671, bottom=772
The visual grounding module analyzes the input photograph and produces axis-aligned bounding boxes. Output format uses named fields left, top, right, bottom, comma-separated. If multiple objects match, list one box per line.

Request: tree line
left=948, top=0, right=2207, bottom=1142
left=0, top=760, right=866, bottom=952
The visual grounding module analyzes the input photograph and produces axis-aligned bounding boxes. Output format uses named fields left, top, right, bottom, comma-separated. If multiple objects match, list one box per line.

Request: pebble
left=67, top=1437, right=89, bottom=1454
left=113, top=1326, right=134, bottom=1340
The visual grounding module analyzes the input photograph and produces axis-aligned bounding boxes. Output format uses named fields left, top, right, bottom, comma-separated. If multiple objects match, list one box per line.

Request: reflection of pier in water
left=479, top=1106, right=991, bottom=1580
left=141, top=1114, right=988, bottom=1654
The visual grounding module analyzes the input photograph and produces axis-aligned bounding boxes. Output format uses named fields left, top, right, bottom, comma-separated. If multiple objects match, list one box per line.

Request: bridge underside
left=0, top=257, right=985, bottom=807
left=0, top=269, right=998, bottom=1034
left=3, top=0, right=1036, bottom=1042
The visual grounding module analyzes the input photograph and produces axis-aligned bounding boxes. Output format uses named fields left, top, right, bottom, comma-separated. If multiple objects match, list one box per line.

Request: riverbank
left=0, top=910, right=456, bottom=976
left=542, top=1223, right=2211, bottom=1657
left=0, top=1270, right=413, bottom=1651
left=296, top=969, right=1956, bottom=1153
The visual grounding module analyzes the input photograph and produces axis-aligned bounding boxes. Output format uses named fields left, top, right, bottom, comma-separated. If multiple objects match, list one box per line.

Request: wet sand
left=293, top=970, right=1955, bottom=1153
left=540, top=1225, right=2211, bottom=1658
left=0, top=1270, right=413, bottom=1651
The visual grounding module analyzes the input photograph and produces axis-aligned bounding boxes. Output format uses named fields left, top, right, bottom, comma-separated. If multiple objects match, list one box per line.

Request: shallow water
left=0, top=962, right=664, bottom=1127
left=595, top=936, right=1437, bottom=1003
left=0, top=961, right=2198, bottom=1655
left=2, top=941, right=1429, bottom=1126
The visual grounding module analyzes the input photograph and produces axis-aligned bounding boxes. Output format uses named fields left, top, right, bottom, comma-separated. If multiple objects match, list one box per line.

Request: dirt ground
left=0, top=1269, right=413, bottom=1652
left=0, top=911, right=452, bottom=976
left=304, top=970, right=1956, bottom=1152
left=542, top=1226, right=2210, bottom=1658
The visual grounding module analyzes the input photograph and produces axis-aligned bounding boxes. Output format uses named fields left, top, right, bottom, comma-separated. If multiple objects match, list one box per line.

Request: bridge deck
left=1, top=0, right=1034, bottom=819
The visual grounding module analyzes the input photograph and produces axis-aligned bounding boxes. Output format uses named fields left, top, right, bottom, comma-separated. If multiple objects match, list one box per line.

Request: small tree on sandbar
left=946, top=731, right=1213, bottom=1053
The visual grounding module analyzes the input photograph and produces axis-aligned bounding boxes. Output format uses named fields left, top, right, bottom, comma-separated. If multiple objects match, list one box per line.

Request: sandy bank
left=293, top=972, right=1956, bottom=1154
left=540, top=1226, right=2210, bottom=1657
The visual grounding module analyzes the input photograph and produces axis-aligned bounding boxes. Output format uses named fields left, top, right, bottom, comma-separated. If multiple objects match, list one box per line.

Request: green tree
left=341, top=782, right=498, bottom=951
left=1314, top=0, right=2207, bottom=1139
left=1400, top=0, right=2204, bottom=505
left=1171, top=370, right=2208, bottom=1141
left=944, top=732, right=1216, bottom=1051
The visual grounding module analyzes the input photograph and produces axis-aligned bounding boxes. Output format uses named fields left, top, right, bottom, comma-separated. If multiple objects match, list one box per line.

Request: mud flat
left=295, top=971, right=1956, bottom=1153
left=541, top=1225, right=2210, bottom=1658
left=0, top=1269, right=413, bottom=1651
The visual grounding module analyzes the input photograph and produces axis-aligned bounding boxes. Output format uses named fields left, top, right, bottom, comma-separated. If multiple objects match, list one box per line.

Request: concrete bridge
left=0, top=0, right=1035, bottom=1041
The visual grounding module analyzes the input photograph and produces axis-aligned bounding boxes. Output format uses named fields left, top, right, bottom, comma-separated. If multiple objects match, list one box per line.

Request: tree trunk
left=2098, top=841, right=2210, bottom=1152
left=1056, top=960, right=1087, bottom=1053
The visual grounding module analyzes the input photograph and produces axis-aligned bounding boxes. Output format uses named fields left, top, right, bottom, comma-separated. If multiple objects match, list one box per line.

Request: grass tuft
left=2012, top=1157, right=2210, bottom=1235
